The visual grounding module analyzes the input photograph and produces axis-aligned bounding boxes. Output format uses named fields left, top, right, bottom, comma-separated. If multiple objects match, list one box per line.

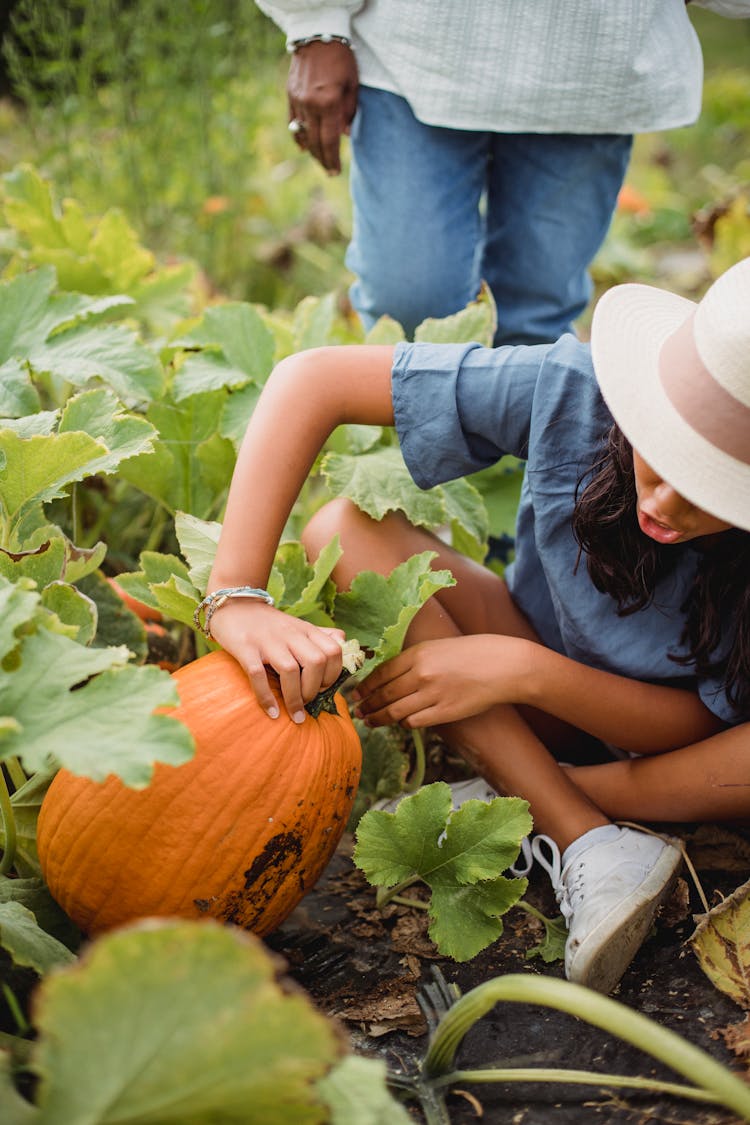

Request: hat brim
left=590, top=283, right=750, bottom=532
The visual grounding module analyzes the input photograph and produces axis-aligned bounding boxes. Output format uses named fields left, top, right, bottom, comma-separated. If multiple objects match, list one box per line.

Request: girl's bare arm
left=355, top=633, right=725, bottom=753
left=207, top=344, right=395, bottom=718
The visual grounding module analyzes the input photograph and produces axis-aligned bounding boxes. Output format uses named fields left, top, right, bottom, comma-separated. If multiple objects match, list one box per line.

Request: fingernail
left=267, top=705, right=279, bottom=719
left=292, top=710, right=306, bottom=724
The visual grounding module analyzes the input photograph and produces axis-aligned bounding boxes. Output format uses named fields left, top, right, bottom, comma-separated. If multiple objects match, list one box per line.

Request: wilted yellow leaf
left=691, top=878, right=750, bottom=1008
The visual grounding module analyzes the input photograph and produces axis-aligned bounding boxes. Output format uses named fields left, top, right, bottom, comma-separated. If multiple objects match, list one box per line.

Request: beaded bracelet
left=193, top=586, right=275, bottom=639
left=286, top=33, right=353, bottom=54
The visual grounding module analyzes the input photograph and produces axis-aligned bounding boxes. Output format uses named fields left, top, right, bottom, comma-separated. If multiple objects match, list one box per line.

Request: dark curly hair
left=571, top=424, right=750, bottom=717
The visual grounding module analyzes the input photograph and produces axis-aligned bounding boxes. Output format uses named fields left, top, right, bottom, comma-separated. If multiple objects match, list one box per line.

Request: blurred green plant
left=1, top=0, right=350, bottom=307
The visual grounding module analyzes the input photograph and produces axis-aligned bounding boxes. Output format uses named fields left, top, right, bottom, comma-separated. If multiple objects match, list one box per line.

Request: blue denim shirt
left=392, top=334, right=740, bottom=725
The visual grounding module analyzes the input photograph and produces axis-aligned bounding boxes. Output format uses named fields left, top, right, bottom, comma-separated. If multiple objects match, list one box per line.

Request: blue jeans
left=347, top=87, right=633, bottom=345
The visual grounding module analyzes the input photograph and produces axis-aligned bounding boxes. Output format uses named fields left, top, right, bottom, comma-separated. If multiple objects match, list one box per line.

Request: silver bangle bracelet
left=286, top=33, right=353, bottom=54
left=193, top=586, right=275, bottom=639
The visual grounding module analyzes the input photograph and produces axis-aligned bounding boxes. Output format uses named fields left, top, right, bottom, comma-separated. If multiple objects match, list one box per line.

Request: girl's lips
left=637, top=508, right=683, bottom=544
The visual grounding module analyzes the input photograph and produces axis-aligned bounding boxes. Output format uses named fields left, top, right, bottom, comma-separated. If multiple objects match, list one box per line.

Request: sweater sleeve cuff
left=281, top=7, right=355, bottom=41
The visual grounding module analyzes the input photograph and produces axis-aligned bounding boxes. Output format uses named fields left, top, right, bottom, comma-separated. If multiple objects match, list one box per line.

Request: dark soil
left=266, top=822, right=750, bottom=1125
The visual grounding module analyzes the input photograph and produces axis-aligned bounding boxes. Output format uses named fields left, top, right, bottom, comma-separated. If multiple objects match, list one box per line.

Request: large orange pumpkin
left=37, top=650, right=362, bottom=937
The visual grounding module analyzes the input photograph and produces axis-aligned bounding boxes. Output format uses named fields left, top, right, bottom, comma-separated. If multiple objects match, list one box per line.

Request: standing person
left=255, top=0, right=750, bottom=345
left=199, top=256, right=750, bottom=993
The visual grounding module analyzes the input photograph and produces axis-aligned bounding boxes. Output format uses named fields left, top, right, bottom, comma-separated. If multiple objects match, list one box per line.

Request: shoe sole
left=566, top=843, right=683, bottom=995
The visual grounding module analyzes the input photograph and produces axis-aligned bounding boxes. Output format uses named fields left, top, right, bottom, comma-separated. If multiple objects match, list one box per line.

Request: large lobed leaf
left=0, top=267, right=164, bottom=408
left=0, top=583, right=193, bottom=786
left=354, top=782, right=532, bottom=961
left=333, top=551, right=456, bottom=673
left=26, top=920, right=343, bottom=1125
left=0, top=387, right=156, bottom=548
left=322, top=446, right=488, bottom=561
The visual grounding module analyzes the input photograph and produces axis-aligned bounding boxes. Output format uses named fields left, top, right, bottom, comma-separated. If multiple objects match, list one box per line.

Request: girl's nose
left=653, top=482, right=692, bottom=519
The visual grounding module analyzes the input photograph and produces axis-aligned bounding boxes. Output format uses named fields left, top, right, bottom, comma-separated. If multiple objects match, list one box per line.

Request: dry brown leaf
left=714, top=1012, right=750, bottom=1073
left=683, top=824, right=750, bottom=872
left=691, top=877, right=750, bottom=1008
left=332, top=976, right=426, bottom=1037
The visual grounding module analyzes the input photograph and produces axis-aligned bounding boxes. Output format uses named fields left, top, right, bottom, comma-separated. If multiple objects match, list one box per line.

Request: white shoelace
left=527, top=834, right=575, bottom=921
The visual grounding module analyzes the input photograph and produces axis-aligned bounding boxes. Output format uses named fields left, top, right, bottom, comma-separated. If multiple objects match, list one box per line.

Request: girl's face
left=632, top=450, right=733, bottom=545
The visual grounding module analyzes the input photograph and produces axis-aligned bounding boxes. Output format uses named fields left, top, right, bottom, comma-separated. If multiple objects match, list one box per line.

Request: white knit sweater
left=256, top=0, right=750, bottom=133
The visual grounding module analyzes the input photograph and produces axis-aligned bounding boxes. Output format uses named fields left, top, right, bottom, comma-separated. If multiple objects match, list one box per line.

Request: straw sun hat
left=590, top=255, right=750, bottom=533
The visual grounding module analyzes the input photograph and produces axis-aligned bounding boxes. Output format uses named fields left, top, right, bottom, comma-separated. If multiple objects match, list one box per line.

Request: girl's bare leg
left=303, top=500, right=609, bottom=848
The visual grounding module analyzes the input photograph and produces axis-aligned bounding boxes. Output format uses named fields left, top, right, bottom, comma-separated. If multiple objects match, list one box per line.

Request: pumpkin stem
left=305, top=669, right=350, bottom=719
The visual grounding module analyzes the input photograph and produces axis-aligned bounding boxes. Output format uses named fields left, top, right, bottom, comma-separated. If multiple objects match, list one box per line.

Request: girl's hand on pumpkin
left=353, top=635, right=532, bottom=729
left=207, top=601, right=346, bottom=723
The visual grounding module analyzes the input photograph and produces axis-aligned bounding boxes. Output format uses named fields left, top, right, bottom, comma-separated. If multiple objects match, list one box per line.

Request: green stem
left=376, top=874, right=421, bottom=910
left=402, top=728, right=426, bottom=793
left=1, top=984, right=29, bottom=1037
left=0, top=768, right=17, bottom=876
left=71, top=482, right=80, bottom=545
left=3, top=757, right=27, bottom=793
left=431, top=1068, right=721, bottom=1104
left=515, top=900, right=557, bottom=925
left=389, top=894, right=430, bottom=911
left=421, top=974, right=750, bottom=1120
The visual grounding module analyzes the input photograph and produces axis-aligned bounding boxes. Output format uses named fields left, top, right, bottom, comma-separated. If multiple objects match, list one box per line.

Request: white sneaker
left=372, top=776, right=499, bottom=814
left=532, top=827, right=683, bottom=994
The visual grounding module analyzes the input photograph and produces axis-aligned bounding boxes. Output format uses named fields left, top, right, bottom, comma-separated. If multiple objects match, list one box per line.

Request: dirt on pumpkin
left=266, top=820, right=750, bottom=1125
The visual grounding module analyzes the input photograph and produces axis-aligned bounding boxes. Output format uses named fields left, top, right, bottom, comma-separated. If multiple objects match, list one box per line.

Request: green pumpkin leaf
left=0, top=539, right=67, bottom=588
left=173, top=352, right=240, bottom=401
left=354, top=782, right=531, bottom=961
left=0, top=876, right=79, bottom=951
left=364, top=315, right=407, bottom=345
left=120, top=392, right=233, bottom=518
left=88, top=208, right=155, bottom=291
left=39, top=582, right=97, bottom=646
left=293, top=291, right=337, bottom=351
left=32, top=323, right=164, bottom=405
left=174, top=512, right=221, bottom=591
left=219, top=382, right=262, bottom=446
left=30, top=920, right=339, bottom=1124
left=442, top=477, right=489, bottom=562
left=525, top=910, right=568, bottom=964
left=176, top=301, right=275, bottom=385
left=0, top=629, right=192, bottom=785
left=0, top=902, right=76, bottom=975
left=322, top=447, right=445, bottom=528
left=333, top=552, right=455, bottom=671
left=0, top=357, right=40, bottom=419
left=277, top=536, right=341, bottom=619
left=8, top=772, right=57, bottom=878
left=58, top=388, right=156, bottom=465
left=318, top=1056, right=412, bottom=1124
left=414, top=282, right=497, bottom=346
left=0, top=579, right=41, bottom=662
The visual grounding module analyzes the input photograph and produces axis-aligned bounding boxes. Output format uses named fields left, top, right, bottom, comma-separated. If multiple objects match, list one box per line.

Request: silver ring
left=288, top=118, right=306, bottom=135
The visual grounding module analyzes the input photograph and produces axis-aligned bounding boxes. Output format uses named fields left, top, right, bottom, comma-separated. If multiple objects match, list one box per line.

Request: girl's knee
left=302, top=498, right=363, bottom=563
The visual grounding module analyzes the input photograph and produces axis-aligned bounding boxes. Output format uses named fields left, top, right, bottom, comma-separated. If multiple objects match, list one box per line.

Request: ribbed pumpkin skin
left=37, top=650, right=362, bottom=937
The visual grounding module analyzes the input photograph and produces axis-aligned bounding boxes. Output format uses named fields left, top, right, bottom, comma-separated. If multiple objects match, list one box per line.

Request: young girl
left=202, top=256, right=750, bottom=994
